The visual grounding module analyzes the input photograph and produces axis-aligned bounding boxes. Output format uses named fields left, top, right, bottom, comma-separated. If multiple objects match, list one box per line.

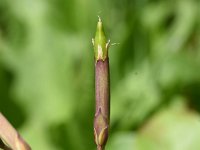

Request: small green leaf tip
left=92, top=17, right=110, bottom=61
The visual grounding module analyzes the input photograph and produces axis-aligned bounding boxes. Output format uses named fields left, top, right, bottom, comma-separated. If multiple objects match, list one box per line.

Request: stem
left=0, top=113, right=31, bottom=150
left=0, top=140, right=12, bottom=150
left=97, top=145, right=104, bottom=150
left=93, top=17, right=110, bottom=150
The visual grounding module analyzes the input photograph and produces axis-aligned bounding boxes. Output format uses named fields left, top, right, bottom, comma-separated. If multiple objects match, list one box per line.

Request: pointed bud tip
left=98, top=16, right=102, bottom=22
left=97, top=17, right=103, bottom=34
left=93, top=17, right=110, bottom=61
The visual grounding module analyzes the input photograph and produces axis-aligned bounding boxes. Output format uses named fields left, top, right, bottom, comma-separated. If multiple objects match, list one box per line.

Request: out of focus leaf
left=107, top=132, right=135, bottom=150
left=136, top=97, right=200, bottom=150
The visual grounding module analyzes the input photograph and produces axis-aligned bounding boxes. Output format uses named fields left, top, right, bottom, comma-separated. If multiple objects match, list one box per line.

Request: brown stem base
left=97, top=146, right=104, bottom=150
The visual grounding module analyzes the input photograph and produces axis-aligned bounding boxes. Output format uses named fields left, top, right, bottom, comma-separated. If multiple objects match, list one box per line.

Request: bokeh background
left=1, top=0, right=200, bottom=150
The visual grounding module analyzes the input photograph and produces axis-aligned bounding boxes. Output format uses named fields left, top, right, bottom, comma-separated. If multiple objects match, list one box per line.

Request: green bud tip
left=92, top=16, right=110, bottom=61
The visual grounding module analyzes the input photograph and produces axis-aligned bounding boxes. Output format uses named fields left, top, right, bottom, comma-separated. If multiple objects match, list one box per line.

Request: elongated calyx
left=93, top=18, right=110, bottom=61
left=93, top=17, right=110, bottom=150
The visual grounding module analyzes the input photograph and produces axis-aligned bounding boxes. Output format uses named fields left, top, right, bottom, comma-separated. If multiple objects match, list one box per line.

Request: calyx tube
left=93, top=17, right=110, bottom=150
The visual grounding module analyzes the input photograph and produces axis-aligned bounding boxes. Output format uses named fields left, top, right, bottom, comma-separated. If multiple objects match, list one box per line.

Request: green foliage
left=0, top=0, right=200, bottom=150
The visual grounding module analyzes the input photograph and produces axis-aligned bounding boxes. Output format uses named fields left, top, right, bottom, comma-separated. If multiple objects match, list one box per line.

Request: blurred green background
left=1, top=0, right=200, bottom=150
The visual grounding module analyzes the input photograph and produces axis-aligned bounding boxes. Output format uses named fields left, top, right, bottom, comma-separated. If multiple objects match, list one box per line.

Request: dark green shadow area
left=184, top=83, right=200, bottom=112
left=0, top=66, right=27, bottom=128
left=47, top=118, right=95, bottom=150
